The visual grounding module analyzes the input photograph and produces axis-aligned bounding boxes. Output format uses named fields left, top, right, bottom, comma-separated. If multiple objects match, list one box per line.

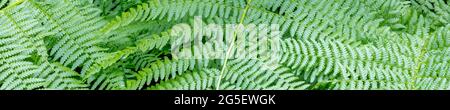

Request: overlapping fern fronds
left=0, top=0, right=448, bottom=90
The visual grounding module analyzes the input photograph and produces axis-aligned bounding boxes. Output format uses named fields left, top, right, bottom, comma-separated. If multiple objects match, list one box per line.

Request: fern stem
left=0, top=0, right=24, bottom=12
left=1, top=7, right=23, bottom=36
left=409, top=24, right=431, bottom=89
left=216, top=0, right=253, bottom=90
left=410, top=29, right=431, bottom=90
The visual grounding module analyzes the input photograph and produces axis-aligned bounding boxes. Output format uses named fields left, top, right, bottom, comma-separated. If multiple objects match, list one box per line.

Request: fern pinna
left=0, top=0, right=448, bottom=90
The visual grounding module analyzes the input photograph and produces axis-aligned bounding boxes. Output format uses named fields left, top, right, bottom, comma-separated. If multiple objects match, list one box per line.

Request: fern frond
left=0, top=0, right=109, bottom=76
left=131, top=57, right=208, bottom=90
left=250, top=0, right=401, bottom=43
left=221, top=59, right=310, bottom=90
left=410, top=0, right=449, bottom=26
left=146, top=68, right=218, bottom=90
left=36, top=62, right=88, bottom=90
left=279, top=38, right=416, bottom=89
left=100, top=0, right=247, bottom=34
left=414, top=25, right=450, bottom=89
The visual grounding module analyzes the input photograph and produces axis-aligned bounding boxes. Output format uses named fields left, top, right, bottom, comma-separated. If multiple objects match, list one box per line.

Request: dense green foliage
left=0, top=0, right=449, bottom=90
